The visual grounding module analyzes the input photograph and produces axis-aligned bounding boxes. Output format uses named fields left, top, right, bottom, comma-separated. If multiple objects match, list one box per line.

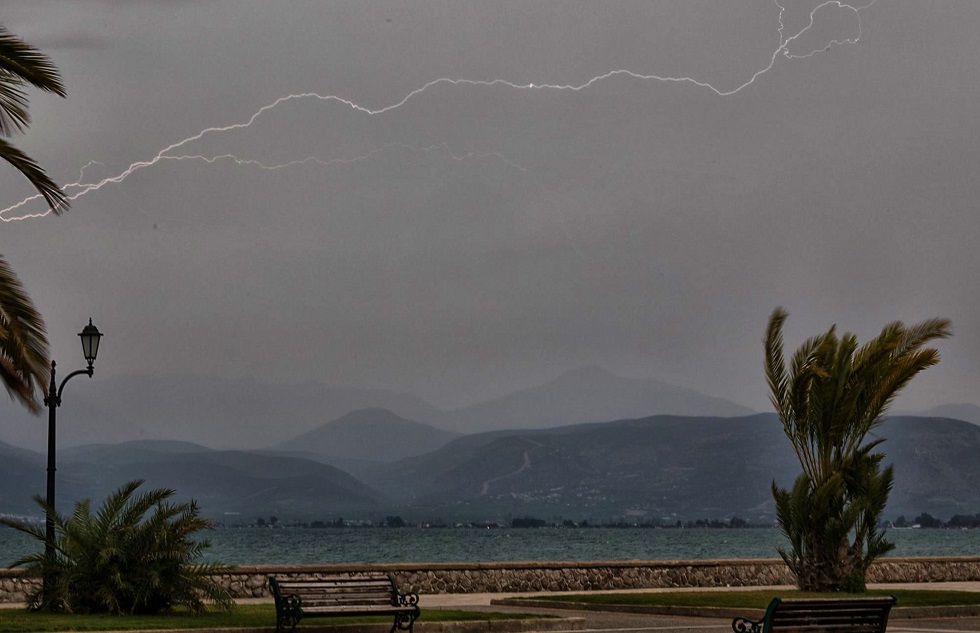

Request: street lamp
left=43, top=319, right=103, bottom=580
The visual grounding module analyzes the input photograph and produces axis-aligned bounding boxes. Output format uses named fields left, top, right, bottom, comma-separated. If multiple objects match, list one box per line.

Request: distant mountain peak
left=553, top=365, right=629, bottom=384
left=330, top=407, right=411, bottom=425
left=440, top=365, right=755, bottom=433
left=560, top=364, right=609, bottom=378
left=917, top=402, right=980, bottom=426
left=277, top=407, right=458, bottom=463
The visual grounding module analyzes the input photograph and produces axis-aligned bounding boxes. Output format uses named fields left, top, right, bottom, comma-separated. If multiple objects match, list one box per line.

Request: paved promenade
left=7, top=582, right=980, bottom=631
left=420, top=582, right=980, bottom=632
left=421, top=580, right=980, bottom=606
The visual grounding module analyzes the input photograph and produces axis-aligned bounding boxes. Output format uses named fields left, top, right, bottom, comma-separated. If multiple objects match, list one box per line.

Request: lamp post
left=43, top=319, right=102, bottom=574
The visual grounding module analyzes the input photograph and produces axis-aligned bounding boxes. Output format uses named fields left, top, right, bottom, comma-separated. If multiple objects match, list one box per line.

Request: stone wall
left=3, top=557, right=980, bottom=605
left=217, top=559, right=797, bottom=599
left=867, top=557, right=980, bottom=584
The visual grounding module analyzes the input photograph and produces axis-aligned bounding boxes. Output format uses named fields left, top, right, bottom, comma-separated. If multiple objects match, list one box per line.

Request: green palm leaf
left=0, top=255, right=48, bottom=412
left=0, top=24, right=68, bottom=212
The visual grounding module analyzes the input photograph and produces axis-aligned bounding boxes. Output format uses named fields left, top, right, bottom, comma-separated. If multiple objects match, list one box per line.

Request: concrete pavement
left=420, top=582, right=980, bottom=632
left=7, top=582, right=980, bottom=631
left=419, top=581, right=980, bottom=607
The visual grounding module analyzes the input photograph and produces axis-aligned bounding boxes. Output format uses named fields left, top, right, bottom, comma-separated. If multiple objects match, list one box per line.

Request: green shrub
left=1, top=480, right=232, bottom=614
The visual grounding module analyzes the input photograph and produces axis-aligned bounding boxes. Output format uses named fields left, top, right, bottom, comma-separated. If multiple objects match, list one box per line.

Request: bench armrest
left=397, top=590, right=420, bottom=609
left=284, top=592, right=302, bottom=611
left=387, top=573, right=420, bottom=610
left=731, top=616, right=763, bottom=633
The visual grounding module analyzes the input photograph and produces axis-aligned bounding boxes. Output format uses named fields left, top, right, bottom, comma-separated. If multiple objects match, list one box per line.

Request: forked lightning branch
left=0, top=0, right=875, bottom=223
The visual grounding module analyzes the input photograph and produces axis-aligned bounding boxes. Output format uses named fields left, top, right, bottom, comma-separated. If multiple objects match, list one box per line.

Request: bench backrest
left=272, top=574, right=400, bottom=608
left=762, top=597, right=896, bottom=633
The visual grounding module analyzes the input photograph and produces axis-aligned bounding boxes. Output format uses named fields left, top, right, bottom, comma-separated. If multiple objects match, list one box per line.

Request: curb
left=891, top=605, right=980, bottom=619
left=77, top=617, right=587, bottom=633
left=492, top=598, right=751, bottom=619
left=413, top=617, right=586, bottom=632
left=309, top=618, right=585, bottom=633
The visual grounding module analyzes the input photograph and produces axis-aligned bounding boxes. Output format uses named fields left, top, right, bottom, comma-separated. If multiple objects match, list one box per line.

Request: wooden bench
left=268, top=574, right=420, bottom=633
left=732, top=596, right=896, bottom=633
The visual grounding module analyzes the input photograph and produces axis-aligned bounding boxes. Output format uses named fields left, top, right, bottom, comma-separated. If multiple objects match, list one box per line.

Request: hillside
left=361, top=414, right=795, bottom=521
left=362, top=414, right=980, bottom=522
left=1, top=440, right=382, bottom=520
left=3, top=415, right=979, bottom=523
left=0, top=441, right=49, bottom=515
left=276, top=408, right=459, bottom=463
left=882, top=416, right=980, bottom=518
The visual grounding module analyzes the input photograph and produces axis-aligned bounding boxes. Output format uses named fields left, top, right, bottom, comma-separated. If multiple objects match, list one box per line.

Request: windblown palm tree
left=764, top=307, right=951, bottom=592
left=0, top=24, right=69, bottom=413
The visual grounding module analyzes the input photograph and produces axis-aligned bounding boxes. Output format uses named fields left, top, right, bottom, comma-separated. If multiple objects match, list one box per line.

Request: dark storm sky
left=0, top=1, right=975, bottom=429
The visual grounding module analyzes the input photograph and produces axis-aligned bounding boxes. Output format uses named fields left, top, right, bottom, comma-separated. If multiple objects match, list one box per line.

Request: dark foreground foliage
left=1, top=480, right=232, bottom=614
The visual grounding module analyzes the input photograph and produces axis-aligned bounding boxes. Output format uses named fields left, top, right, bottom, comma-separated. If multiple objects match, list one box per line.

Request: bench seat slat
left=282, top=587, right=391, bottom=596
left=282, top=583, right=392, bottom=589
left=774, top=612, right=889, bottom=620
left=761, top=628, right=885, bottom=633
left=303, top=600, right=401, bottom=608
left=283, top=585, right=393, bottom=591
left=278, top=577, right=393, bottom=584
left=772, top=609, right=891, bottom=627
left=303, top=605, right=419, bottom=614
left=279, top=576, right=390, bottom=583
left=732, top=596, right=894, bottom=633
left=285, top=589, right=394, bottom=597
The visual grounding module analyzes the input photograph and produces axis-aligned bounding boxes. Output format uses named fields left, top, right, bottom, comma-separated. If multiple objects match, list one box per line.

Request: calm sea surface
left=2, top=527, right=979, bottom=566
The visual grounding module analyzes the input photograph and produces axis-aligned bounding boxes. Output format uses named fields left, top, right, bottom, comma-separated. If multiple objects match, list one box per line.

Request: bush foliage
left=1, top=480, right=231, bottom=614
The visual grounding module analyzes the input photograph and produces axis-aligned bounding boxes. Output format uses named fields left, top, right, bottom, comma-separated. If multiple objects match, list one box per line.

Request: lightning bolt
left=1, top=0, right=876, bottom=223
left=158, top=143, right=529, bottom=174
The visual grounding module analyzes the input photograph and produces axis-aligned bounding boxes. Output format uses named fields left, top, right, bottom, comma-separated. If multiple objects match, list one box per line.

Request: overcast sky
left=0, top=1, right=977, bottom=421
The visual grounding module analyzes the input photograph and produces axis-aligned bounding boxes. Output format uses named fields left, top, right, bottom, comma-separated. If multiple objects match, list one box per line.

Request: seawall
left=2, top=557, right=980, bottom=604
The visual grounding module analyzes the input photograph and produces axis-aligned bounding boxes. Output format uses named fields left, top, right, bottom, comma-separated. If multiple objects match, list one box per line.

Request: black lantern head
left=79, top=318, right=102, bottom=368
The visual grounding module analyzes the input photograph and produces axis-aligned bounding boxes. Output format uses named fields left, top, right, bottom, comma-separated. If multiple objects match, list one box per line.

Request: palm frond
left=0, top=254, right=48, bottom=412
left=0, top=24, right=66, bottom=134
left=0, top=23, right=69, bottom=218
left=764, top=307, right=791, bottom=418
left=0, top=137, right=69, bottom=213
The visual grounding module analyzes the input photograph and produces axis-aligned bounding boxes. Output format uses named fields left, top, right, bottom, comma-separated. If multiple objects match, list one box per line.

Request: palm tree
left=764, top=307, right=951, bottom=592
left=1, top=480, right=232, bottom=614
left=0, top=23, right=69, bottom=413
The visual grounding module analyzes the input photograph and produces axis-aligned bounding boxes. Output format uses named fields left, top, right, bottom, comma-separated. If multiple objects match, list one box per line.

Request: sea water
left=1, top=527, right=978, bottom=566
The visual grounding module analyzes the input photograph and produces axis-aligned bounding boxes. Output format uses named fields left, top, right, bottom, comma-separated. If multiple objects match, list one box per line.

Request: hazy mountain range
left=2, top=410, right=978, bottom=524
left=1, top=367, right=976, bottom=523
left=430, top=365, right=755, bottom=434
left=0, top=366, right=753, bottom=451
